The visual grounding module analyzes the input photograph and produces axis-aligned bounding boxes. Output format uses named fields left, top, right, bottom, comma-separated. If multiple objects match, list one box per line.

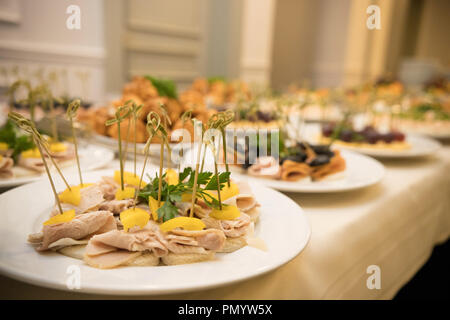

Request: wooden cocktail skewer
left=7, top=80, right=36, bottom=121
left=130, top=102, right=143, bottom=176
left=133, top=112, right=161, bottom=209
left=217, top=110, right=234, bottom=187
left=120, top=100, right=133, bottom=166
left=36, top=84, right=59, bottom=142
left=159, top=104, right=172, bottom=167
left=205, top=135, right=223, bottom=210
left=105, top=105, right=132, bottom=191
left=8, top=112, right=65, bottom=214
left=8, top=111, right=72, bottom=190
left=190, top=119, right=204, bottom=217
left=179, top=110, right=192, bottom=174
left=66, top=99, right=83, bottom=186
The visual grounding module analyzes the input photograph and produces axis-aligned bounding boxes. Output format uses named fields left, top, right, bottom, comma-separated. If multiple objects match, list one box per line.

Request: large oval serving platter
left=0, top=169, right=310, bottom=295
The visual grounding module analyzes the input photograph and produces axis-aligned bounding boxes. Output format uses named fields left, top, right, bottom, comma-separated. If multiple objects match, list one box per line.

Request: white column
left=239, top=0, right=277, bottom=86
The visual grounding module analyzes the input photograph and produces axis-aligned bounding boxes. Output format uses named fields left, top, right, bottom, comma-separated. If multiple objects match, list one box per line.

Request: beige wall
left=205, top=0, right=243, bottom=79
left=121, top=0, right=209, bottom=92
left=271, top=0, right=351, bottom=90
left=271, top=0, right=322, bottom=91
left=0, top=0, right=105, bottom=101
left=239, top=0, right=277, bottom=85
left=414, top=0, right=450, bottom=68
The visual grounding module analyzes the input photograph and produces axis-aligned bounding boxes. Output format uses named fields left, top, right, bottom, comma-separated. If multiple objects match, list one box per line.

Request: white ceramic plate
left=400, top=128, right=450, bottom=140
left=182, top=146, right=384, bottom=193
left=0, top=145, right=114, bottom=188
left=231, top=150, right=384, bottom=193
left=330, top=134, right=442, bottom=158
left=0, top=169, right=310, bottom=295
left=301, top=123, right=442, bottom=159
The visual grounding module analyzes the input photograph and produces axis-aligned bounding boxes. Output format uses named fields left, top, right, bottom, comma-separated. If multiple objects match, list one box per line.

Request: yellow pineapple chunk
left=210, top=205, right=241, bottom=220
left=114, top=170, right=146, bottom=188
left=159, top=217, right=205, bottom=232
left=21, top=148, right=41, bottom=158
left=49, top=142, right=68, bottom=153
left=59, top=187, right=81, bottom=206
left=115, top=187, right=135, bottom=200
left=148, top=196, right=164, bottom=221
left=0, top=142, right=9, bottom=151
left=43, top=210, right=76, bottom=226
left=205, top=181, right=239, bottom=201
left=165, top=168, right=179, bottom=185
left=120, top=207, right=150, bottom=232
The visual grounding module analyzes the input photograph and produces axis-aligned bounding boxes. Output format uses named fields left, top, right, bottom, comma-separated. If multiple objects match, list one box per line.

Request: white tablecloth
left=1, top=146, right=449, bottom=299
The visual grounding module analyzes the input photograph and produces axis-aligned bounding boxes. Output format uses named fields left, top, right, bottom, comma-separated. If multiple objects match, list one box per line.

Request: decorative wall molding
left=0, top=0, right=21, bottom=24
left=0, top=10, right=20, bottom=24
left=128, top=19, right=201, bottom=39
left=0, top=40, right=105, bottom=66
left=125, top=41, right=198, bottom=57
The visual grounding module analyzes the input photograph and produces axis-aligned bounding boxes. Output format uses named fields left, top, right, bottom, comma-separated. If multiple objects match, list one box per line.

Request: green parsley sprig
left=138, top=167, right=230, bottom=222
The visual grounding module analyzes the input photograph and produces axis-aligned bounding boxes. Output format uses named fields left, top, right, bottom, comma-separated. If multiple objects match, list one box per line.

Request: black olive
left=257, top=111, right=274, bottom=122
left=310, top=144, right=330, bottom=154
left=339, top=129, right=353, bottom=142
left=392, top=131, right=405, bottom=142
left=322, top=123, right=335, bottom=137
left=242, top=161, right=252, bottom=169
left=380, top=133, right=395, bottom=143
left=280, top=153, right=307, bottom=164
left=309, top=154, right=331, bottom=167
left=364, top=131, right=380, bottom=144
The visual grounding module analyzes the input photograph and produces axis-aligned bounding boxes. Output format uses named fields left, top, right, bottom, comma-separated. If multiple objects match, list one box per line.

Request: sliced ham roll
left=29, top=210, right=117, bottom=251
left=0, top=156, right=13, bottom=179
left=84, top=251, right=142, bottom=269
left=280, top=160, right=311, bottom=181
left=0, top=148, right=13, bottom=157
left=223, top=181, right=258, bottom=213
left=18, top=157, right=46, bottom=172
left=98, top=176, right=119, bottom=201
left=85, top=221, right=168, bottom=257
left=51, top=184, right=105, bottom=216
left=310, top=150, right=346, bottom=181
left=247, top=156, right=281, bottom=179
left=202, top=212, right=253, bottom=238
left=98, top=199, right=135, bottom=215
left=176, top=201, right=212, bottom=218
left=50, top=143, right=76, bottom=162
left=84, top=222, right=225, bottom=268
left=165, top=229, right=226, bottom=254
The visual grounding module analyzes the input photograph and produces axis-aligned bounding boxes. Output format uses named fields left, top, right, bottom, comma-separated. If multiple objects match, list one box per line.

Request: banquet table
left=0, top=144, right=449, bottom=300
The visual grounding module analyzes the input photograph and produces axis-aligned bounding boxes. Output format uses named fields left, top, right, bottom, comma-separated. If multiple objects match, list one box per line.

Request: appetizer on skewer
left=1, top=82, right=78, bottom=178
left=23, top=109, right=262, bottom=269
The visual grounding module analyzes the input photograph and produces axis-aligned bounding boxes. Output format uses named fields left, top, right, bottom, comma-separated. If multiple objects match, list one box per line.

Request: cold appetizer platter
left=0, top=143, right=114, bottom=188
left=0, top=86, right=114, bottom=187
left=314, top=122, right=442, bottom=159
left=186, top=142, right=384, bottom=193
left=0, top=109, right=310, bottom=295
left=397, top=101, right=450, bottom=139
